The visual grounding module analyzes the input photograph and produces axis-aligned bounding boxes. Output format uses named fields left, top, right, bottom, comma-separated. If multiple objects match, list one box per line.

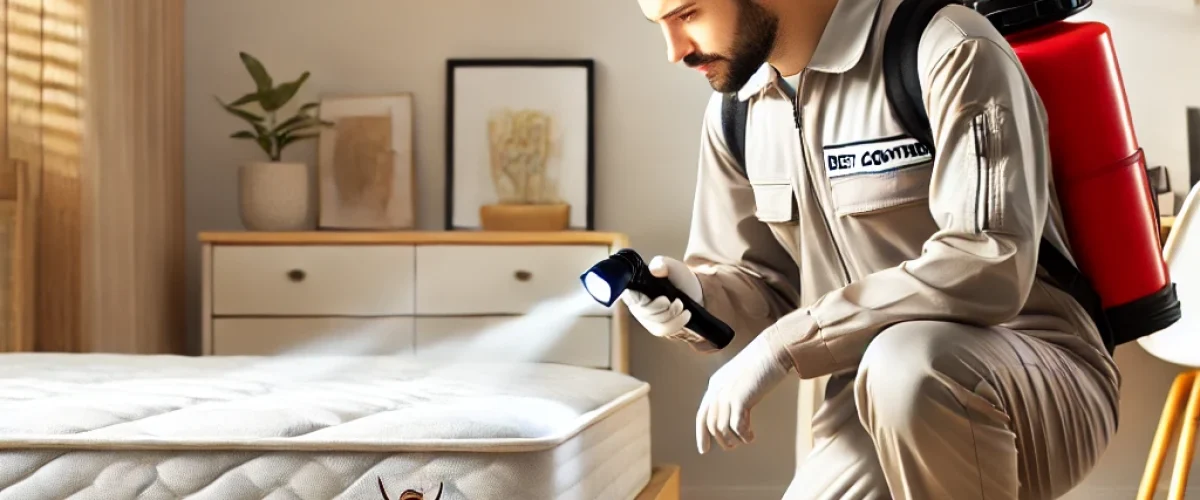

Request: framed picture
left=316, top=93, right=416, bottom=230
left=445, top=58, right=595, bottom=230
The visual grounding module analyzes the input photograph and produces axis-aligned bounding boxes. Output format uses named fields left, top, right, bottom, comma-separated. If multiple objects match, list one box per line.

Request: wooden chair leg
left=1139, top=371, right=1198, bottom=500
left=1170, top=374, right=1200, bottom=499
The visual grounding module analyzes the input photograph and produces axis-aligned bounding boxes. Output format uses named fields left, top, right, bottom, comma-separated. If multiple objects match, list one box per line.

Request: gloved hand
left=695, top=329, right=793, bottom=454
left=619, top=255, right=717, bottom=352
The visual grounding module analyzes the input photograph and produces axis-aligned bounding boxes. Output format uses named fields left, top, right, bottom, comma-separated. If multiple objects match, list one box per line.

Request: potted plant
left=216, top=52, right=331, bottom=231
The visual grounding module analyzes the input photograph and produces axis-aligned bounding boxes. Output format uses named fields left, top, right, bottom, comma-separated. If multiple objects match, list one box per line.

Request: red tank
left=1008, top=22, right=1163, bottom=307
left=995, top=12, right=1180, bottom=343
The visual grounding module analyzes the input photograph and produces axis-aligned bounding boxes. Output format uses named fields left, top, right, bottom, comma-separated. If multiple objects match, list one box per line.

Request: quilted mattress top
left=0, top=353, right=650, bottom=452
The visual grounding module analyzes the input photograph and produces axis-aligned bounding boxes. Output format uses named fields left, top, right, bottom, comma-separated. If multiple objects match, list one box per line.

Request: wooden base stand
left=480, top=203, right=570, bottom=231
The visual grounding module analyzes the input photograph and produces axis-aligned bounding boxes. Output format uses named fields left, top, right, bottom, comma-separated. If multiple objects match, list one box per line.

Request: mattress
left=0, top=353, right=652, bottom=500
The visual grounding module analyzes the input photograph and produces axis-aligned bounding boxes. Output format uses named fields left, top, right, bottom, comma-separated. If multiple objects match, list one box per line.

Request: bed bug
left=377, top=477, right=443, bottom=500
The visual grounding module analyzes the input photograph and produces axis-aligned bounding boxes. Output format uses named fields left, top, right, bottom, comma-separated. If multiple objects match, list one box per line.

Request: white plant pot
left=238, top=161, right=310, bottom=231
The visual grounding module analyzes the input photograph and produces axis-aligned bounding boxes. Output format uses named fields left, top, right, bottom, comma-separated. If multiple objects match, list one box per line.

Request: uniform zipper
left=792, top=70, right=851, bottom=286
left=974, top=113, right=992, bottom=232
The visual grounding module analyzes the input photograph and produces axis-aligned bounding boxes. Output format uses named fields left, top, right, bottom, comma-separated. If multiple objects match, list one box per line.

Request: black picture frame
left=445, top=58, right=596, bottom=231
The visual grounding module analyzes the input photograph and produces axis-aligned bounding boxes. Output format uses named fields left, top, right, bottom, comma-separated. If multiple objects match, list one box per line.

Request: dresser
left=198, top=231, right=631, bottom=373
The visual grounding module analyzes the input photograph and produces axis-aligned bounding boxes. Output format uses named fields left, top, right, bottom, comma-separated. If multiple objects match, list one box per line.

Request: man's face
left=640, top=0, right=779, bottom=93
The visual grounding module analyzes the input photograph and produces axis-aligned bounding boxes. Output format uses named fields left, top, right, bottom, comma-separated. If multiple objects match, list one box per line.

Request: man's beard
left=684, top=0, right=779, bottom=93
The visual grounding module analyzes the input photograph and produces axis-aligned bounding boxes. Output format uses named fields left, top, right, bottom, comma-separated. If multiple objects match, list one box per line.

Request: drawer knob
left=287, top=269, right=306, bottom=282
left=514, top=270, right=533, bottom=282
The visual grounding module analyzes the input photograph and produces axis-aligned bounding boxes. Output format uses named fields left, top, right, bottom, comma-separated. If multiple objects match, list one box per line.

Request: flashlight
left=580, top=249, right=735, bottom=350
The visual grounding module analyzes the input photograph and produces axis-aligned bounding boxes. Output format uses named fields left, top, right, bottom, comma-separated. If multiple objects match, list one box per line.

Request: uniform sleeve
left=683, top=92, right=803, bottom=343
left=766, top=33, right=1053, bottom=377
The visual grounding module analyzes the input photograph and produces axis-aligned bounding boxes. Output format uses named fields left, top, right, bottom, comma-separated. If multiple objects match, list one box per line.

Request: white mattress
left=0, top=353, right=652, bottom=500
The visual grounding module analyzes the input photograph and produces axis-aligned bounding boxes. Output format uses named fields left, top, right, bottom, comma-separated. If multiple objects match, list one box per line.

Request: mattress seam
left=0, top=383, right=652, bottom=454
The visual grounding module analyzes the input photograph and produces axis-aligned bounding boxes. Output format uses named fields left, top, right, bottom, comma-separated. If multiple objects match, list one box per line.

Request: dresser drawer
left=414, top=245, right=611, bottom=315
left=212, top=245, right=415, bottom=316
left=413, top=316, right=610, bottom=368
left=211, top=317, right=415, bottom=356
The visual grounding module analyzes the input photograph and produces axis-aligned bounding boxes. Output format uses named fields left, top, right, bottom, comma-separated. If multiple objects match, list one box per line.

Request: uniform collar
left=806, top=0, right=884, bottom=73
left=735, top=63, right=778, bottom=101
left=734, top=0, right=883, bottom=100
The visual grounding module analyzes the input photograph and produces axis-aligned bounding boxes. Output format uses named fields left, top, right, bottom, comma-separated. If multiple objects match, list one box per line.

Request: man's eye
left=680, top=10, right=696, bottom=21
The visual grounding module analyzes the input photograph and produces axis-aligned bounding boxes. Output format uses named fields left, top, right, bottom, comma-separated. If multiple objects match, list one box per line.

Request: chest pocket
left=741, top=113, right=800, bottom=225
left=743, top=150, right=799, bottom=224
left=749, top=181, right=798, bottom=223
left=823, top=135, right=933, bottom=217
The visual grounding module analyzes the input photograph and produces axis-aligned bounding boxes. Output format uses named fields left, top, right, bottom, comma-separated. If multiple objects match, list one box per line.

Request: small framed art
left=316, top=93, right=416, bottom=230
left=445, top=58, right=595, bottom=231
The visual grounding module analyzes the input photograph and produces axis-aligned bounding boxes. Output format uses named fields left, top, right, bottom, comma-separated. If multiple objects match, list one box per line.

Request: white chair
left=1137, top=181, right=1200, bottom=500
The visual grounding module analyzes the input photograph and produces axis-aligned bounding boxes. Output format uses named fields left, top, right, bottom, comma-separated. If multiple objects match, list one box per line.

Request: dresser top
left=198, top=231, right=629, bottom=246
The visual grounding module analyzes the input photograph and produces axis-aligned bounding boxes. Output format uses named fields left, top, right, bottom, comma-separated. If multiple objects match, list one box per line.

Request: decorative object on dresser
left=317, top=94, right=416, bottom=230
left=218, top=52, right=332, bottom=231
left=445, top=59, right=595, bottom=231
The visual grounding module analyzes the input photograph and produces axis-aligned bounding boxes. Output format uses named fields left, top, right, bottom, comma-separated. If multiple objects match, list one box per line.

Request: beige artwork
left=487, top=108, right=561, bottom=205
left=335, top=115, right=394, bottom=210
left=318, top=113, right=414, bottom=229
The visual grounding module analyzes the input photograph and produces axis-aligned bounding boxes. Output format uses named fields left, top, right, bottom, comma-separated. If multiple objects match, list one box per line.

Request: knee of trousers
left=851, top=320, right=993, bottom=432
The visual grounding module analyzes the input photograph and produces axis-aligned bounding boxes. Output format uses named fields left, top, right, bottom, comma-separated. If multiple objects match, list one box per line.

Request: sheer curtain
left=2, top=0, right=184, bottom=353
left=80, top=0, right=184, bottom=353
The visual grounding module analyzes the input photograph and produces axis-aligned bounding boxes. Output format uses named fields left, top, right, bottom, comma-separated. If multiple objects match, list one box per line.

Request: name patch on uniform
left=823, top=136, right=932, bottom=179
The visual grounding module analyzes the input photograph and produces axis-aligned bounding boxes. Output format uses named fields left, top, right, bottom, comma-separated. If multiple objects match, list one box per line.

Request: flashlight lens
left=584, top=272, right=612, bottom=304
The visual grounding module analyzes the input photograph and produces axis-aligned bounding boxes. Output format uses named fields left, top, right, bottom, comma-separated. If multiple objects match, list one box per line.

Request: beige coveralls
left=681, top=0, right=1122, bottom=498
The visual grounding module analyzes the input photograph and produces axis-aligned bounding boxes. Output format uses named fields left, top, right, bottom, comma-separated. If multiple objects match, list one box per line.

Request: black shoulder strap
left=721, top=92, right=749, bottom=177
left=882, top=0, right=956, bottom=154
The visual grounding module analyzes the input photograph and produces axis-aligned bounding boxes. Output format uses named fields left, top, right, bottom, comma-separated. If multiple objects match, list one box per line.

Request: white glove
left=619, top=256, right=716, bottom=352
left=695, top=331, right=792, bottom=454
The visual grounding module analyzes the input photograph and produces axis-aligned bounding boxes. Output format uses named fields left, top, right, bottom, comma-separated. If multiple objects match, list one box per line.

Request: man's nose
left=663, top=27, right=691, bottom=64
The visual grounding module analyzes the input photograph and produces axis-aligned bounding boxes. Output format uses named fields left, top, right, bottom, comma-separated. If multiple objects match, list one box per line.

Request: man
left=624, top=0, right=1122, bottom=498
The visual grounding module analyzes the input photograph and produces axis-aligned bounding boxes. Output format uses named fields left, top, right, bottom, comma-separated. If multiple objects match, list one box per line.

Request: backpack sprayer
left=717, top=0, right=1180, bottom=353
left=579, top=249, right=735, bottom=350
left=946, top=0, right=1181, bottom=350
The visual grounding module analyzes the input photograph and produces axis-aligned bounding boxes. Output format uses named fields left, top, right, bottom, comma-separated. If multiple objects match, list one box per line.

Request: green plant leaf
left=215, top=96, right=264, bottom=124
left=255, top=134, right=273, bottom=159
left=271, top=115, right=309, bottom=135
left=229, top=91, right=262, bottom=107
left=263, top=71, right=310, bottom=112
left=279, top=132, right=318, bottom=151
left=276, top=116, right=327, bottom=137
left=298, top=101, right=320, bottom=115
left=230, top=130, right=257, bottom=139
left=239, top=52, right=273, bottom=93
